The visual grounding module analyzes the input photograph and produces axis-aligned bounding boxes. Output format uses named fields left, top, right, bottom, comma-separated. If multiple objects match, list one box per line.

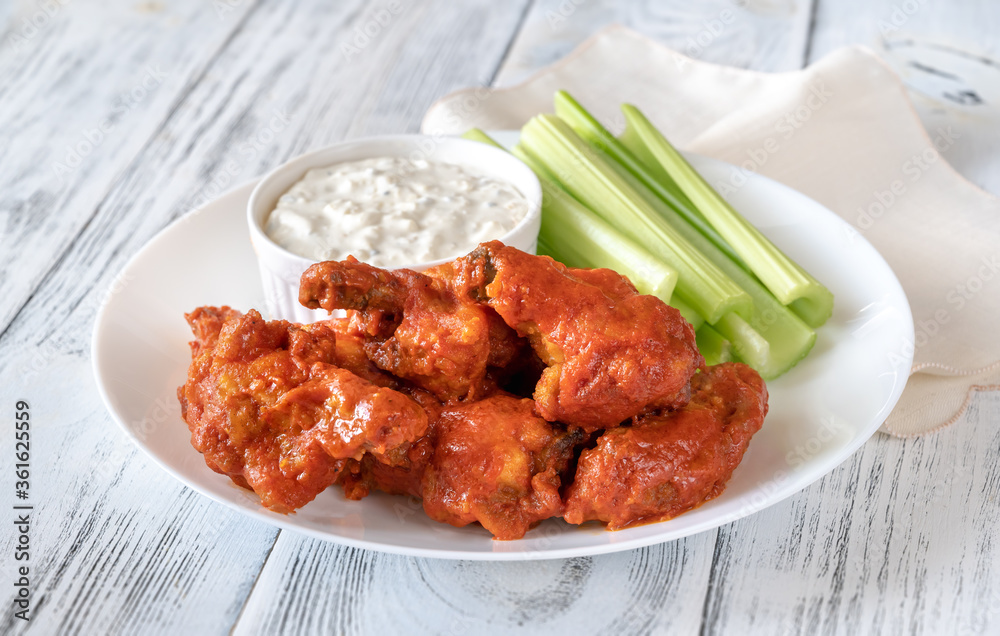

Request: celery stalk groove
left=619, top=103, right=834, bottom=328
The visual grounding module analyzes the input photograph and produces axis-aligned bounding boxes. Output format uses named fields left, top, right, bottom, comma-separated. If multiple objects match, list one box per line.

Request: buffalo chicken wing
left=563, top=362, right=768, bottom=530
left=299, top=258, right=526, bottom=402
left=177, top=307, right=427, bottom=513
left=453, top=241, right=703, bottom=431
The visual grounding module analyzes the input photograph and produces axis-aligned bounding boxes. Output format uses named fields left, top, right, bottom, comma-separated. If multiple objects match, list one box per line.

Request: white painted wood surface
left=493, top=0, right=816, bottom=87
left=807, top=0, right=1000, bottom=197
left=1, top=1, right=997, bottom=634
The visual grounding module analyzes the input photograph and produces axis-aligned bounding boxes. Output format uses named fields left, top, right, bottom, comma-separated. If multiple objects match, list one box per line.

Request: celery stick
left=696, top=323, right=733, bottom=366
left=518, top=114, right=751, bottom=325
left=714, top=309, right=816, bottom=380
left=461, top=128, right=505, bottom=148
left=667, top=295, right=704, bottom=331
left=712, top=312, right=770, bottom=372
left=534, top=189, right=678, bottom=300
left=536, top=228, right=677, bottom=301
left=604, top=155, right=816, bottom=378
left=461, top=129, right=680, bottom=301
left=552, top=91, right=745, bottom=267
left=619, top=104, right=834, bottom=327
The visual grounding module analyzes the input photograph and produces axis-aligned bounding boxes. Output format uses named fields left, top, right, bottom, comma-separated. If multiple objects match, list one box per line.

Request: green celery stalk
left=536, top=230, right=677, bottom=301
left=696, top=323, right=733, bottom=366
left=461, top=128, right=504, bottom=148
left=533, top=190, right=679, bottom=300
left=461, top=128, right=679, bottom=301
left=518, top=114, right=751, bottom=325
left=712, top=312, right=770, bottom=372
left=667, top=295, right=704, bottom=331
left=619, top=103, right=834, bottom=327
left=603, top=153, right=816, bottom=379
left=552, top=91, right=745, bottom=268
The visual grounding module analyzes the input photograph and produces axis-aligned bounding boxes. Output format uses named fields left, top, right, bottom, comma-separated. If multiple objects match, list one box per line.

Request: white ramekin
left=247, top=135, right=542, bottom=323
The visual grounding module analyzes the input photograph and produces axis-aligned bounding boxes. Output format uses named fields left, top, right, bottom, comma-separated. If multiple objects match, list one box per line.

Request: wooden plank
left=233, top=533, right=717, bottom=635
left=699, top=390, right=1000, bottom=635
left=492, top=0, right=816, bottom=88
left=0, top=3, right=282, bottom=633
left=0, top=0, right=256, bottom=338
left=807, top=0, right=1000, bottom=195
left=0, top=349, right=280, bottom=635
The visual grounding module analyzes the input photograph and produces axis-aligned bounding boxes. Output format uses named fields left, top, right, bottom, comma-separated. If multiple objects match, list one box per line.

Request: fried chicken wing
left=177, top=307, right=428, bottom=513
left=299, top=258, right=526, bottom=402
left=338, top=439, right=434, bottom=501
left=563, top=362, right=768, bottom=530
left=454, top=241, right=703, bottom=431
left=420, top=394, right=582, bottom=540
left=337, top=388, right=444, bottom=501
left=184, top=305, right=242, bottom=357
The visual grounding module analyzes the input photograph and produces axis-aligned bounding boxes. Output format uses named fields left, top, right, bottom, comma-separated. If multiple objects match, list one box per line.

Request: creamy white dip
left=264, top=156, right=530, bottom=267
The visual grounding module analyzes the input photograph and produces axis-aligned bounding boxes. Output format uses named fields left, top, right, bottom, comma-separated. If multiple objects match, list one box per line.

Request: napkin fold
left=422, top=25, right=1000, bottom=437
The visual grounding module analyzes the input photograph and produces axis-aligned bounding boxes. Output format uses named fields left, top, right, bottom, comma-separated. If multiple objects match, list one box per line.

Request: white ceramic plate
left=92, top=152, right=913, bottom=560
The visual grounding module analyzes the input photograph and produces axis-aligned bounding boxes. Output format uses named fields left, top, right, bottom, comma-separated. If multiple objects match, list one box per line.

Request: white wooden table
left=2, top=1, right=998, bottom=634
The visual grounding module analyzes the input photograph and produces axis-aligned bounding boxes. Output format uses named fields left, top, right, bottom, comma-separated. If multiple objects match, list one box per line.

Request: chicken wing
left=177, top=307, right=428, bottom=513
left=337, top=388, right=444, bottom=501
left=337, top=391, right=581, bottom=542
left=563, top=362, right=767, bottom=530
left=453, top=241, right=703, bottom=431
left=298, top=257, right=528, bottom=402
left=421, top=394, right=582, bottom=540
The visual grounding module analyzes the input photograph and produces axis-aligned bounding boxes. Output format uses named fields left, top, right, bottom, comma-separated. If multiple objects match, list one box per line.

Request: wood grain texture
left=233, top=532, right=718, bottom=635
left=0, top=347, right=280, bottom=636
left=699, top=389, right=1000, bottom=635
left=492, top=0, right=816, bottom=87
left=807, top=0, right=1000, bottom=196
left=0, top=0, right=256, bottom=338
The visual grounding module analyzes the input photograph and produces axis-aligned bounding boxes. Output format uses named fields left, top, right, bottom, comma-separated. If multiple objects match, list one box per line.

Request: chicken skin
left=339, top=392, right=581, bottom=540
left=177, top=307, right=428, bottom=513
left=298, top=258, right=526, bottom=402
left=421, top=394, right=581, bottom=540
left=453, top=241, right=703, bottom=431
left=563, top=362, right=768, bottom=530
left=337, top=388, right=444, bottom=501
left=338, top=438, right=435, bottom=501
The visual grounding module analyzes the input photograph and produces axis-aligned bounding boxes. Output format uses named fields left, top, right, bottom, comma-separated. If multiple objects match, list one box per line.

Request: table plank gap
left=491, top=0, right=816, bottom=88
left=227, top=531, right=282, bottom=636
left=487, top=0, right=537, bottom=86
left=801, top=0, right=821, bottom=67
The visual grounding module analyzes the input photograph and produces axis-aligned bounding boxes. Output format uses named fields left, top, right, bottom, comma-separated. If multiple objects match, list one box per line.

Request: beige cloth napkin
left=422, top=25, right=1000, bottom=437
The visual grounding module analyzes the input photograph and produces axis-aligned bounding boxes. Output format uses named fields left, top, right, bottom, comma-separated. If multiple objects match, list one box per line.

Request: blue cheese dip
left=264, top=156, right=530, bottom=267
